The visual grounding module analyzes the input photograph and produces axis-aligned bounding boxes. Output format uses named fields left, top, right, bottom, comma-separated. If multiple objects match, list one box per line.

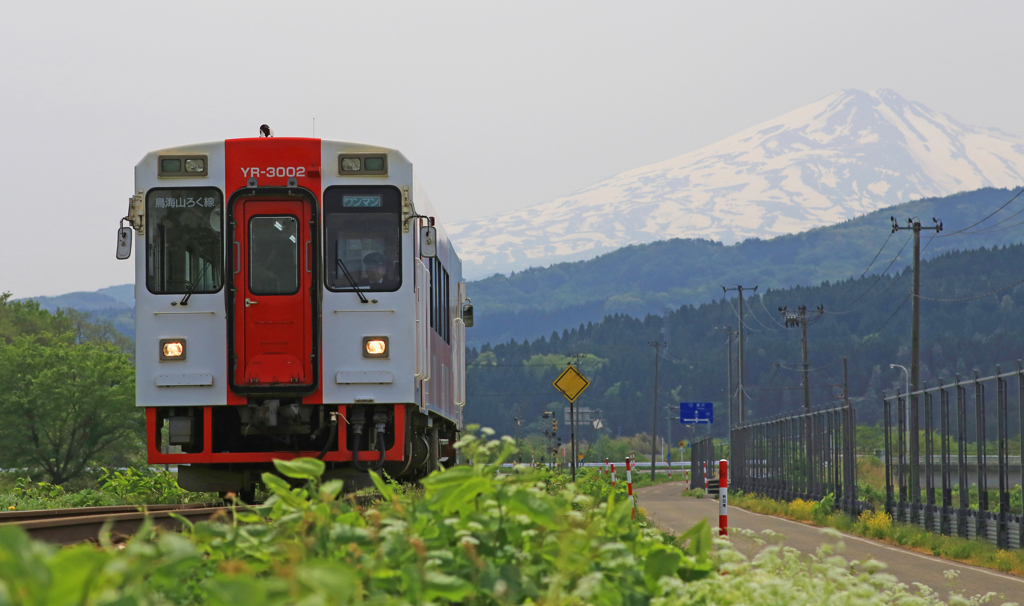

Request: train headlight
left=341, top=157, right=362, bottom=172
left=160, top=339, right=186, bottom=361
left=363, top=336, right=389, bottom=358
left=184, top=158, right=205, bottom=173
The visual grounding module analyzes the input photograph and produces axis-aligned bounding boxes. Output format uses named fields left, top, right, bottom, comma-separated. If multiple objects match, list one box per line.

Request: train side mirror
left=116, top=223, right=133, bottom=260
left=420, top=225, right=437, bottom=258
left=462, top=303, right=474, bottom=327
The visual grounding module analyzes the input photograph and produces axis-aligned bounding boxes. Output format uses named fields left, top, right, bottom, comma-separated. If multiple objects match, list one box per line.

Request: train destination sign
left=680, top=402, right=714, bottom=424
left=552, top=365, right=590, bottom=403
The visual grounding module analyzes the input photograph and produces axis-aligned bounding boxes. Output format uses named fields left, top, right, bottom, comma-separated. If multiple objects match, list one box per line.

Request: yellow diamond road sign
left=553, top=365, right=590, bottom=403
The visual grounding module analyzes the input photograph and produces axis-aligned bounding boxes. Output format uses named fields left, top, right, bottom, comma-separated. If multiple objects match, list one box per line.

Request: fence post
left=940, top=384, right=952, bottom=536
left=996, top=365, right=1009, bottom=548
left=1018, top=361, right=1024, bottom=550
left=719, top=459, right=728, bottom=536
left=610, top=462, right=616, bottom=487
left=884, top=395, right=894, bottom=517
left=956, top=375, right=968, bottom=538
left=925, top=384, right=934, bottom=531
left=975, top=370, right=988, bottom=541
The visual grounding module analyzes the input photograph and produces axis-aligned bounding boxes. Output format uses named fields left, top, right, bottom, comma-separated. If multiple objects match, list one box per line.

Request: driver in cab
left=361, top=252, right=389, bottom=287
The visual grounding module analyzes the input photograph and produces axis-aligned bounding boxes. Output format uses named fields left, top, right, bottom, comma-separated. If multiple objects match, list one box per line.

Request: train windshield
left=323, top=186, right=402, bottom=292
left=146, top=188, right=223, bottom=295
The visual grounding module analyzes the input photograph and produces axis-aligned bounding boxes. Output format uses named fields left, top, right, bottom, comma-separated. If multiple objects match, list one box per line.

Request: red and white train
left=116, top=128, right=471, bottom=498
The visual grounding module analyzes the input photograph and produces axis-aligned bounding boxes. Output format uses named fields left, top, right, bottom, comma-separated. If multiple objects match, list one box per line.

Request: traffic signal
left=553, top=419, right=557, bottom=433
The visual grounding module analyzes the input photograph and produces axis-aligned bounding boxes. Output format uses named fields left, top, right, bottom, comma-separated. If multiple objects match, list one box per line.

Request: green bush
left=0, top=429, right=716, bottom=604
left=99, top=467, right=210, bottom=505
left=811, top=492, right=835, bottom=521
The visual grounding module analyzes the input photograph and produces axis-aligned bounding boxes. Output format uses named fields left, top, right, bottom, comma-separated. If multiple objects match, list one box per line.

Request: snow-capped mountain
left=449, top=89, right=1024, bottom=278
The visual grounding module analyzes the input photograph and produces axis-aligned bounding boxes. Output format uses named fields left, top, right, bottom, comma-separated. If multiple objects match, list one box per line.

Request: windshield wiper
left=336, top=258, right=370, bottom=304
left=179, top=262, right=211, bottom=306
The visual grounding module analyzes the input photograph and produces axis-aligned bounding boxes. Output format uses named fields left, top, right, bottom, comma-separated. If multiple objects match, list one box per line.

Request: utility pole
left=726, top=327, right=735, bottom=429
left=723, top=285, right=757, bottom=423
left=648, top=341, right=664, bottom=481
left=568, top=353, right=587, bottom=481
left=779, top=304, right=824, bottom=414
left=513, top=405, right=522, bottom=463
left=843, top=357, right=849, bottom=407
left=781, top=303, right=823, bottom=470
left=891, top=216, right=942, bottom=502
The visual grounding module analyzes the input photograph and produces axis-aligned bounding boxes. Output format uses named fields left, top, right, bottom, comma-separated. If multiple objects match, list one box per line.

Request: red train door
left=232, top=198, right=314, bottom=389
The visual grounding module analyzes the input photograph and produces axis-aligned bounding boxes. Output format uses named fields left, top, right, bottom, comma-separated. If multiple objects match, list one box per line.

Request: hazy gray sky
left=3, top=1, right=1023, bottom=297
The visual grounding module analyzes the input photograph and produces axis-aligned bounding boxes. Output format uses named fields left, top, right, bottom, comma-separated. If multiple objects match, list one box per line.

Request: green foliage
left=0, top=429, right=1013, bottom=603
left=734, top=492, right=1024, bottom=577
left=0, top=335, right=139, bottom=484
left=1, top=468, right=214, bottom=510
left=811, top=492, right=836, bottom=520
left=99, top=468, right=210, bottom=505
left=0, top=294, right=144, bottom=485
left=0, top=429, right=718, bottom=604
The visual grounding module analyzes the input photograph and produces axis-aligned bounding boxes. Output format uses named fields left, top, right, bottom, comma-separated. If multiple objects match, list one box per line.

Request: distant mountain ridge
left=464, top=187, right=1024, bottom=346
left=18, top=285, right=135, bottom=339
left=449, top=89, right=1024, bottom=278
left=26, top=284, right=134, bottom=313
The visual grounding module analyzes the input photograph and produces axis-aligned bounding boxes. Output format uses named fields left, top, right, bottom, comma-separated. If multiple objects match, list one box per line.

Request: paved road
left=638, top=482, right=1024, bottom=602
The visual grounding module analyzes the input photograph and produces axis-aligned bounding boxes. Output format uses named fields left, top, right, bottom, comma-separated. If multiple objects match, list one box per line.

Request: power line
left=758, top=296, right=789, bottom=328
left=744, top=298, right=785, bottom=331
left=776, top=293, right=912, bottom=374
left=830, top=234, right=912, bottom=313
left=936, top=186, right=1024, bottom=238
left=856, top=230, right=895, bottom=279
left=724, top=297, right=761, bottom=332
left=962, top=204, right=1024, bottom=234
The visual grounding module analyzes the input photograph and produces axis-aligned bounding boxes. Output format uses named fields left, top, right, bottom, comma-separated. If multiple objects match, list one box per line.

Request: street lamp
left=889, top=363, right=910, bottom=462
left=889, top=363, right=909, bottom=395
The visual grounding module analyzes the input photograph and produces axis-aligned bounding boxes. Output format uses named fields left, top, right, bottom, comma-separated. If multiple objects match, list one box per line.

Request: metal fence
left=690, top=435, right=717, bottom=490
left=729, top=405, right=859, bottom=513
left=882, top=364, right=1024, bottom=549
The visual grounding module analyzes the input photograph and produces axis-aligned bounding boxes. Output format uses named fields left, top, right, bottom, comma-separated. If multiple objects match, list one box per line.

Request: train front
left=120, top=135, right=465, bottom=499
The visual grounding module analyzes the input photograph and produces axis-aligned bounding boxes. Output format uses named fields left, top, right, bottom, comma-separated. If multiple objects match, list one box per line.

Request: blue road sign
left=680, top=402, right=714, bottom=424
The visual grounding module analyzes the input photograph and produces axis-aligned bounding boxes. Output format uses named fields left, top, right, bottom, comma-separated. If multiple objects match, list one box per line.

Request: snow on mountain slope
left=449, top=89, right=1024, bottom=278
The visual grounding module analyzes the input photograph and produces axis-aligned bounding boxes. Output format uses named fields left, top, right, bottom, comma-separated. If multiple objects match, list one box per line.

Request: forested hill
left=465, top=243, right=1024, bottom=440
left=466, top=187, right=1024, bottom=347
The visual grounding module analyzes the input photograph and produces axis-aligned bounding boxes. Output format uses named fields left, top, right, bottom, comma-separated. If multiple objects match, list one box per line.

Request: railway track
left=0, top=503, right=229, bottom=545
left=0, top=493, right=382, bottom=545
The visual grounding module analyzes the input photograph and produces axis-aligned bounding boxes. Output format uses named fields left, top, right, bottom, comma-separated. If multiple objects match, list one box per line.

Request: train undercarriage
left=151, top=403, right=458, bottom=501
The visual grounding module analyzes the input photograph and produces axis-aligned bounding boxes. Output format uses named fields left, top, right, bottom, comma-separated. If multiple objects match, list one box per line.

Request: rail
left=0, top=493, right=383, bottom=545
left=0, top=503, right=228, bottom=545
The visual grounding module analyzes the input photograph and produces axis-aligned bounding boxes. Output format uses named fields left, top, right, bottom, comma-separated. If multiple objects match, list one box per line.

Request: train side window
left=146, top=188, right=223, bottom=295
left=443, top=267, right=450, bottom=343
left=430, top=257, right=437, bottom=331
left=428, top=259, right=452, bottom=344
left=323, top=186, right=402, bottom=292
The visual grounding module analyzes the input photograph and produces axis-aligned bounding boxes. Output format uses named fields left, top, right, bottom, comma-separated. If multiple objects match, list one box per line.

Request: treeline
left=467, top=187, right=1024, bottom=346
left=465, top=243, right=1024, bottom=442
left=0, top=293, right=141, bottom=485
